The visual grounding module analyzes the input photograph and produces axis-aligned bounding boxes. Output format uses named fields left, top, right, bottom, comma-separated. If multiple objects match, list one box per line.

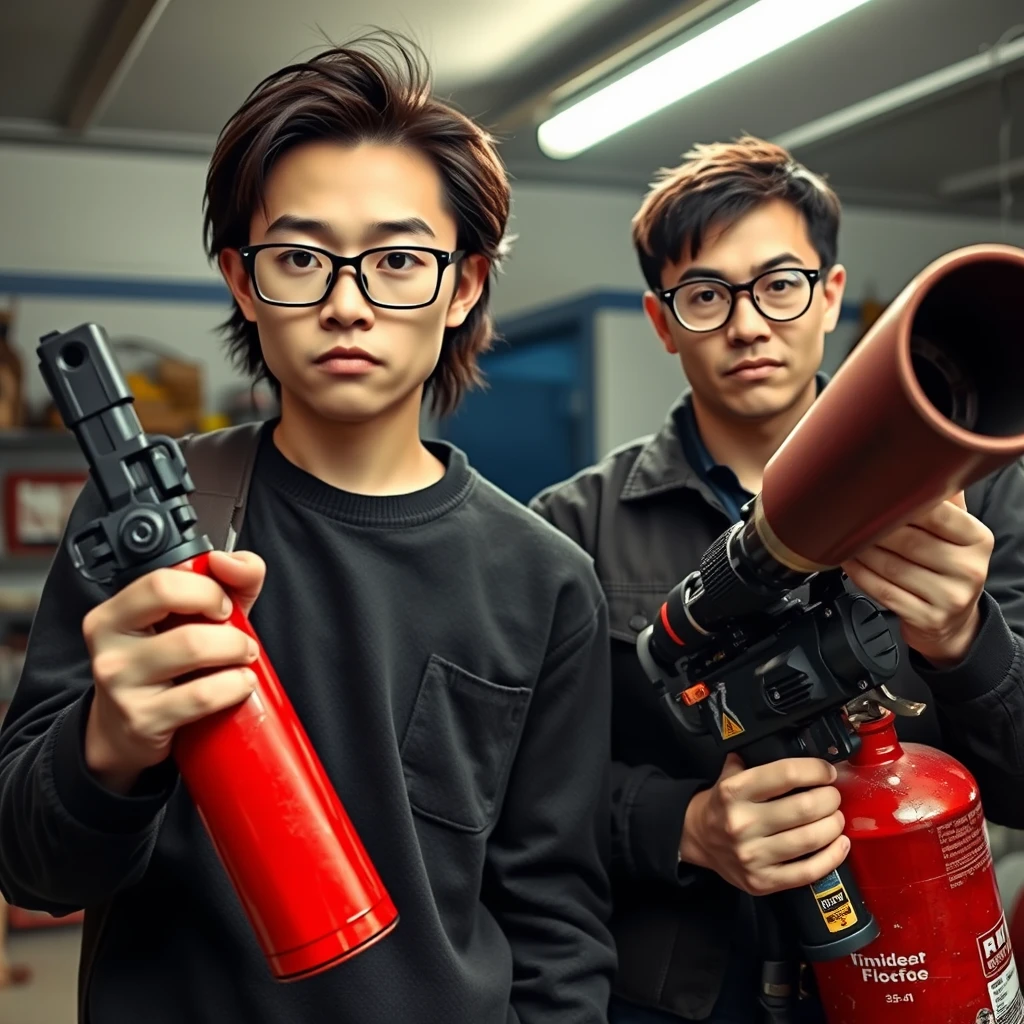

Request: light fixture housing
left=536, top=0, right=878, bottom=160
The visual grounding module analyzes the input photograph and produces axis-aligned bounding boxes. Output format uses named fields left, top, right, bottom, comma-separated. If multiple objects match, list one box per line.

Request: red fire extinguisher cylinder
left=811, top=711, right=1022, bottom=1023
left=167, top=552, right=399, bottom=981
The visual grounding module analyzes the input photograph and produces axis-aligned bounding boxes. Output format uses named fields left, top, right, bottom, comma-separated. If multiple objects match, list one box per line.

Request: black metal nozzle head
left=36, top=322, right=213, bottom=590
left=38, top=324, right=134, bottom=430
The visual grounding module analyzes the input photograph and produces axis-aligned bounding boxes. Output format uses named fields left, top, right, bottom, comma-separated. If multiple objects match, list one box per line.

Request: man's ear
left=643, top=291, right=679, bottom=355
left=822, top=263, right=847, bottom=334
left=445, top=254, right=489, bottom=330
left=219, top=249, right=258, bottom=322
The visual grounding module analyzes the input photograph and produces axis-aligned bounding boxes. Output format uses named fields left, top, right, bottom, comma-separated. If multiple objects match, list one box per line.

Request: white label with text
left=977, top=917, right=1023, bottom=1023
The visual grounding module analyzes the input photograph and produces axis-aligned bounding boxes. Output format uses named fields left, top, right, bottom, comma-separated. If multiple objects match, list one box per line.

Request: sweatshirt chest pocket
left=400, top=654, right=533, bottom=834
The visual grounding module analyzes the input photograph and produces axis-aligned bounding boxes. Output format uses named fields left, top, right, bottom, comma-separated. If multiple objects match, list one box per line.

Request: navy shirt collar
left=672, top=372, right=829, bottom=523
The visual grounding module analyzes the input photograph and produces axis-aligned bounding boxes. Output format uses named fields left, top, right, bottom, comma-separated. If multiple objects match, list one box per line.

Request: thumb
left=948, top=489, right=967, bottom=511
left=204, top=550, right=267, bottom=617
left=719, top=752, right=747, bottom=781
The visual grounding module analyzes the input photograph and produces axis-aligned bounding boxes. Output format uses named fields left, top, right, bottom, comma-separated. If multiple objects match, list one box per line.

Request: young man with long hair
left=0, top=34, right=616, bottom=1024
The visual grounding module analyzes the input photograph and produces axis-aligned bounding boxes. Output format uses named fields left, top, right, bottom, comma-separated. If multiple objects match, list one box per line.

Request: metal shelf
left=0, top=429, right=84, bottom=453
left=0, top=554, right=55, bottom=573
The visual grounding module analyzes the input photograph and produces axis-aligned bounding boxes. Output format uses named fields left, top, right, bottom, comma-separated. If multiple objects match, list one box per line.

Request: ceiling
left=1, top=0, right=1022, bottom=220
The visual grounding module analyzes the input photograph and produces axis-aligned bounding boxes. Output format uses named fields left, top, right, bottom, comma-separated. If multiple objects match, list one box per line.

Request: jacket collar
left=620, top=390, right=702, bottom=502
left=620, top=373, right=830, bottom=503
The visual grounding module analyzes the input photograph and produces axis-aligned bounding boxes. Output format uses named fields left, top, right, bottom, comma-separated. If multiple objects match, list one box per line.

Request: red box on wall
left=3, top=471, right=88, bottom=556
left=8, top=906, right=85, bottom=930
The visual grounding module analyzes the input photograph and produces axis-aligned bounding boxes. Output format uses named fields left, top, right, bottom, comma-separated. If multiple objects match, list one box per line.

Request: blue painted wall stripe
left=498, top=288, right=861, bottom=336
left=0, top=273, right=861, bottom=329
left=0, top=271, right=230, bottom=304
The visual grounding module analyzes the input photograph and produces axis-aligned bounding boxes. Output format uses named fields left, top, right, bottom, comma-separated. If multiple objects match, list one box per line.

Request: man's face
left=643, top=199, right=846, bottom=421
left=221, top=140, right=487, bottom=425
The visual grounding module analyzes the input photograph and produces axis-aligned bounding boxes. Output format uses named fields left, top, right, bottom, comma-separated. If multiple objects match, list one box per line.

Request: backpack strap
left=177, top=421, right=263, bottom=552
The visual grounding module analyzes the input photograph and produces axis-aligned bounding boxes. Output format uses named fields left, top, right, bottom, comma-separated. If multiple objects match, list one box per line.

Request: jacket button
left=628, top=614, right=648, bottom=632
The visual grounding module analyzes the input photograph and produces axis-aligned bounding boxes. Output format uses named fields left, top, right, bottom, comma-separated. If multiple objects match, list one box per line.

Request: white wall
left=0, top=145, right=233, bottom=413
left=2, top=141, right=1023, bottom=435
left=498, top=183, right=645, bottom=314
left=594, top=308, right=683, bottom=458
left=0, top=147, right=214, bottom=279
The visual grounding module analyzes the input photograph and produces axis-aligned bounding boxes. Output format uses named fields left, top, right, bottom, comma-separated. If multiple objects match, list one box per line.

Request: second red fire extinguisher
left=811, top=708, right=1022, bottom=1023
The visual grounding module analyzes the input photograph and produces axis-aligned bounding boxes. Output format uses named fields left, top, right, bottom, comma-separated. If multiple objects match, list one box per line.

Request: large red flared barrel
left=812, top=712, right=1022, bottom=1023
left=755, top=243, right=1024, bottom=573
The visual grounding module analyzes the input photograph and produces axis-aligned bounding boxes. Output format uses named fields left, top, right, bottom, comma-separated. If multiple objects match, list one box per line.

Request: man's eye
left=281, top=250, right=317, bottom=269
left=380, top=251, right=419, bottom=271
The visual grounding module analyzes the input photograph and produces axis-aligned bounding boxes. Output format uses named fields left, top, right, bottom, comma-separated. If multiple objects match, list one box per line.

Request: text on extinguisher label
left=979, top=918, right=1012, bottom=980
left=849, top=950, right=929, bottom=984
left=938, top=802, right=992, bottom=888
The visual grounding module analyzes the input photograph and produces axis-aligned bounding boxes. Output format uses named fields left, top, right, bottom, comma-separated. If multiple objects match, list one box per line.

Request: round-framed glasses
left=238, top=243, right=465, bottom=310
left=659, top=267, right=822, bottom=333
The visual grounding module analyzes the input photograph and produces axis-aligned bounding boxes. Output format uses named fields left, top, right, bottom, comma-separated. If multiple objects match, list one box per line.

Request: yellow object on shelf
left=113, top=340, right=205, bottom=437
left=125, top=371, right=169, bottom=403
left=199, top=413, right=231, bottom=433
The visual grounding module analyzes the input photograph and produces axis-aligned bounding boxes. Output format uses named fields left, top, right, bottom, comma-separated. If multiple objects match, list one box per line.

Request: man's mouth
left=315, top=346, right=381, bottom=365
left=313, top=346, right=383, bottom=376
left=725, top=358, right=784, bottom=379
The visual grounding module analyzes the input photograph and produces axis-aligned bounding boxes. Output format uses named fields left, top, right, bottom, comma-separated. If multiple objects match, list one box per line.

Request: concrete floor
left=0, top=924, right=80, bottom=1024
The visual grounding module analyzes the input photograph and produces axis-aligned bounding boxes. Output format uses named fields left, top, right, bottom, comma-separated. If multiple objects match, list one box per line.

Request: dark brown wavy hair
left=203, top=30, right=512, bottom=416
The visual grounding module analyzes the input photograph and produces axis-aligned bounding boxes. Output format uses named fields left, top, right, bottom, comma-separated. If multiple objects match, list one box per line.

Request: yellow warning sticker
left=811, top=871, right=859, bottom=933
left=720, top=713, right=745, bottom=739
left=710, top=683, right=745, bottom=740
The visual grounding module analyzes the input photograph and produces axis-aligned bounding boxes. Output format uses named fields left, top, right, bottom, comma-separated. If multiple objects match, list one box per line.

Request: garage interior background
left=0, top=1, right=1023, bottom=1020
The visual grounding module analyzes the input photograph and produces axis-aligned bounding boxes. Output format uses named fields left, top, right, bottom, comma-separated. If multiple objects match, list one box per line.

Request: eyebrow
left=674, top=252, right=805, bottom=285
left=368, top=217, right=436, bottom=241
left=265, top=215, right=337, bottom=243
left=264, top=214, right=436, bottom=247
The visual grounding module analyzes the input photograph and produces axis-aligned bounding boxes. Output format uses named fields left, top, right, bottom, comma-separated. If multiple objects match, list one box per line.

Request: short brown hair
left=631, top=135, right=841, bottom=291
left=203, top=31, right=512, bottom=417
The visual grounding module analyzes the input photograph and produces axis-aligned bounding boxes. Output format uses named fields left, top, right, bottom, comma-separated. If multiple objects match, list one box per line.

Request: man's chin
left=278, top=381, right=383, bottom=425
left=312, top=399, right=388, bottom=425
left=724, top=386, right=808, bottom=421
left=308, top=385, right=422, bottom=426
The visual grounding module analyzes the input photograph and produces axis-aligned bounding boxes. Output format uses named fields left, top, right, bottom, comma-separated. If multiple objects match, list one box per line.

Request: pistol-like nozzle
left=38, top=323, right=134, bottom=429
left=36, top=322, right=211, bottom=587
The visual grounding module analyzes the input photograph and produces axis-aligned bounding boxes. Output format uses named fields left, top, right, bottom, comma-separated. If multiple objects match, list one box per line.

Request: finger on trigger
left=745, top=757, right=835, bottom=802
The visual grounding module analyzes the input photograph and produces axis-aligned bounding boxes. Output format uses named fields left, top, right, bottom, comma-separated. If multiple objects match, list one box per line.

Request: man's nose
left=321, top=268, right=375, bottom=327
left=727, top=293, right=771, bottom=346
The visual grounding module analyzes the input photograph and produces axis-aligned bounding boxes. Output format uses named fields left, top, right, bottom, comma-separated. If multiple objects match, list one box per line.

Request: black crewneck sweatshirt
left=0, top=423, right=617, bottom=1023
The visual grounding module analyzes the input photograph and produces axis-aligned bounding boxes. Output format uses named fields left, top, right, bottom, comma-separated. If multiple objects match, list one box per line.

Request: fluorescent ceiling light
left=537, top=0, right=878, bottom=160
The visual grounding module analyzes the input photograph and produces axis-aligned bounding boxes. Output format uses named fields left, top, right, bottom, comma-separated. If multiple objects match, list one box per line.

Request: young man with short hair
left=531, top=136, right=1024, bottom=1023
left=0, top=34, right=616, bottom=1024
